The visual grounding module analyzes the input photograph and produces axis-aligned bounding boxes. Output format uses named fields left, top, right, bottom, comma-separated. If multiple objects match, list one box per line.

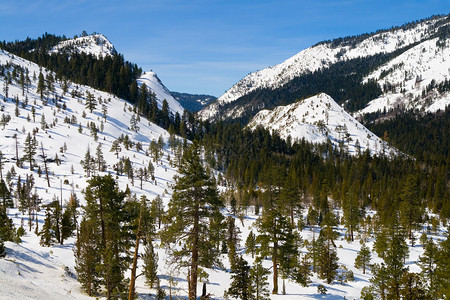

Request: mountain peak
left=137, top=71, right=185, bottom=115
left=49, top=33, right=117, bottom=57
left=248, top=93, right=397, bottom=156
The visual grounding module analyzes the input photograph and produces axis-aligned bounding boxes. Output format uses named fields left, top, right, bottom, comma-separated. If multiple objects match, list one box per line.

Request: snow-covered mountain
left=199, top=14, right=450, bottom=122
left=357, top=36, right=450, bottom=117
left=248, top=93, right=396, bottom=156
left=137, top=71, right=185, bottom=116
left=49, top=34, right=185, bottom=116
left=48, top=34, right=117, bottom=57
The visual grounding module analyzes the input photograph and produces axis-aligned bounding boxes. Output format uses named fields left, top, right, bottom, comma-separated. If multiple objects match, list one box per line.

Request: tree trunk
left=190, top=207, right=199, bottom=300
left=202, top=282, right=207, bottom=298
left=290, top=205, right=294, bottom=228
left=128, top=208, right=142, bottom=300
left=350, top=224, right=354, bottom=242
left=272, top=241, right=278, bottom=294
left=41, top=143, right=50, bottom=187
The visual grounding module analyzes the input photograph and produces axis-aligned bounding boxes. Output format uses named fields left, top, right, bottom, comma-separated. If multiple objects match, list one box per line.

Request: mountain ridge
left=199, top=14, right=450, bottom=123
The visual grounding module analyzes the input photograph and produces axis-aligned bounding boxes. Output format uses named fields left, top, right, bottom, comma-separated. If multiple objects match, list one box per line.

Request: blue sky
left=0, top=0, right=448, bottom=96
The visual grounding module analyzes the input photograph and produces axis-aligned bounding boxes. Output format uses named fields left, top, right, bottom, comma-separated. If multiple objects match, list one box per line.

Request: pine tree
left=245, top=231, right=257, bottom=258
left=370, top=263, right=390, bottom=300
left=161, top=142, right=223, bottom=300
left=142, top=239, right=158, bottom=289
left=436, top=235, right=450, bottom=298
left=399, top=272, right=427, bottom=300
left=280, top=168, right=301, bottom=227
left=374, top=227, right=389, bottom=260
left=385, top=228, right=409, bottom=299
left=74, top=218, right=101, bottom=296
left=37, top=71, right=45, bottom=100
left=355, top=243, right=371, bottom=274
left=342, top=189, right=361, bottom=242
left=226, top=216, right=241, bottom=270
left=150, top=195, right=164, bottom=230
left=39, top=208, right=55, bottom=246
left=227, top=256, right=251, bottom=300
left=0, top=179, right=12, bottom=209
left=316, top=227, right=339, bottom=284
left=85, top=91, right=97, bottom=113
left=130, top=114, right=139, bottom=132
left=40, top=114, right=47, bottom=130
left=81, top=146, right=95, bottom=177
left=369, top=223, right=409, bottom=300
left=23, top=132, right=37, bottom=170
left=399, top=174, right=422, bottom=243
left=0, top=201, right=15, bottom=242
left=110, top=140, right=121, bottom=159
left=249, top=260, right=270, bottom=300
left=61, top=205, right=76, bottom=243
left=256, top=209, right=299, bottom=293
left=75, top=175, right=131, bottom=299
left=418, top=239, right=438, bottom=298
left=297, top=254, right=312, bottom=287
left=95, top=143, right=106, bottom=173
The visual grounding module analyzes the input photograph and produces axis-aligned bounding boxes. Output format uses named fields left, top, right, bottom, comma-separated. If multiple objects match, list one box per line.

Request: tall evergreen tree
left=85, top=91, right=97, bottom=113
left=23, top=132, right=37, bottom=171
left=249, top=260, right=270, bottom=300
left=142, top=239, right=158, bottom=289
left=399, top=174, right=422, bottom=243
left=256, top=208, right=299, bottom=293
left=418, top=238, right=439, bottom=299
left=161, top=142, right=223, bottom=300
left=227, top=256, right=251, bottom=300
left=436, top=234, right=450, bottom=298
left=316, top=226, right=339, bottom=284
left=342, top=189, right=361, bottom=242
left=245, top=231, right=257, bottom=258
left=354, top=243, right=371, bottom=274
left=74, top=218, right=101, bottom=296
left=75, top=175, right=130, bottom=299
left=36, top=71, right=45, bottom=100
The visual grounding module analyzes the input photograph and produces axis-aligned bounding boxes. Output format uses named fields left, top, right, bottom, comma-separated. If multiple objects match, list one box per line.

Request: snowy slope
left=248, top=93, right=396, bottom=156
left=48, top=34, right=117, bottom=57
left=199, top=15, right=449, bottom=121
left=357, top=37, right=450, bottom=116
left=137, top=71, right=185, bottom=116
left=0, top=48, right=178, bottom=298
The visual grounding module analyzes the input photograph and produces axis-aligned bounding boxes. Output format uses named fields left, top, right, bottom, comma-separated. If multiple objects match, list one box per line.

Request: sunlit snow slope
left=248, top=93, right=397, bottom=156
left=137, top=71, right=185, bottom=116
